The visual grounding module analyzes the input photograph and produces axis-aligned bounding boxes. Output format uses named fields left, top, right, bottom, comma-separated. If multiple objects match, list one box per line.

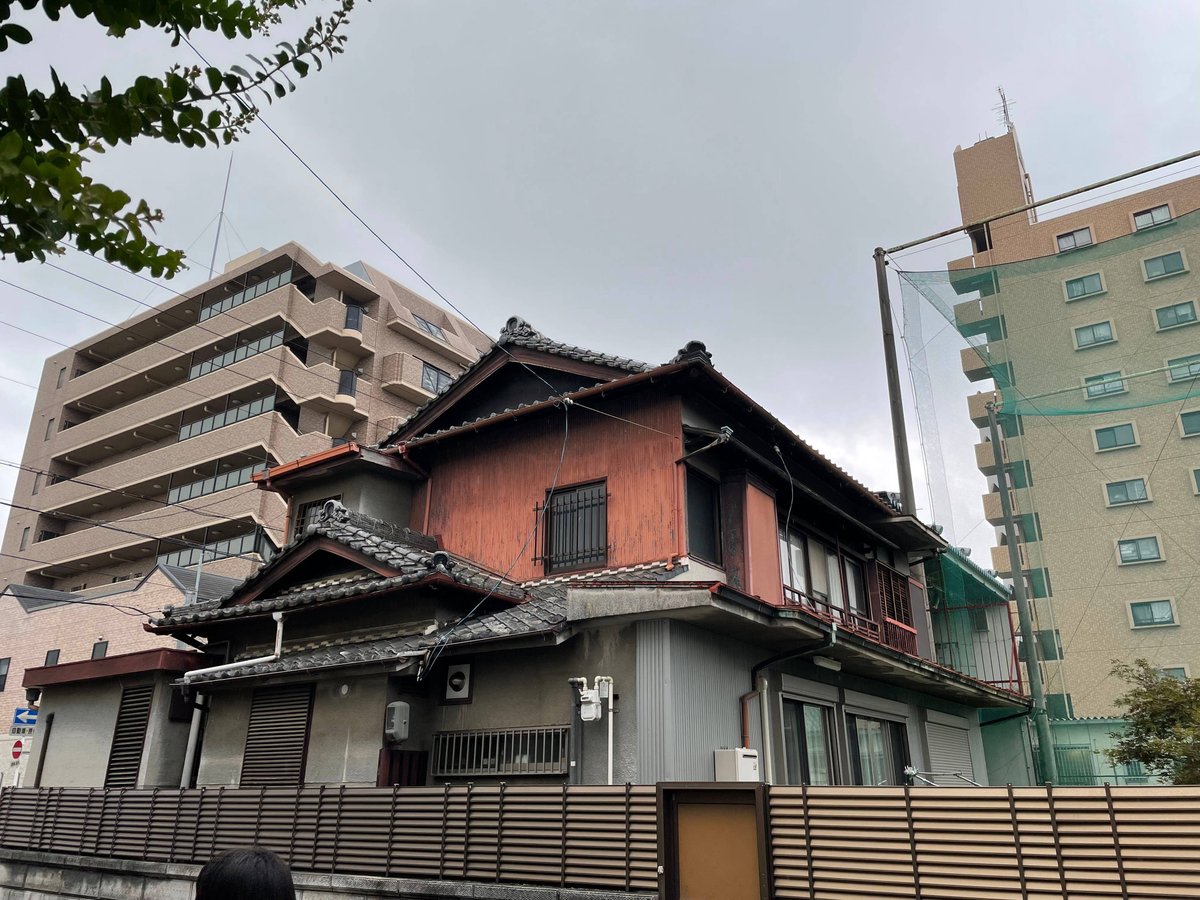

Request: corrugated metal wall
left=636, top=619, right=763, bottom=782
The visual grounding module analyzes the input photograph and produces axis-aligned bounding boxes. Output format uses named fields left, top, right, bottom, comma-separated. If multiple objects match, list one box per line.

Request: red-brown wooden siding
left=413, top=393, right=684, bottom=582
left=744, top=479, right=783, bottom=605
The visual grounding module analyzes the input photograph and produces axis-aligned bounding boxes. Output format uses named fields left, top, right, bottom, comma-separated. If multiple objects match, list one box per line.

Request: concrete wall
left=0, top=849, right=648, bottom=900
left=140, top=678, right=192, bottom=788
left=305, top=674, right=389, bottom=786
left=33, top=680, right=124, bottom=788
left=194, top=691, right=251, bottom=787
left=287, top=472, right=413, bottom=538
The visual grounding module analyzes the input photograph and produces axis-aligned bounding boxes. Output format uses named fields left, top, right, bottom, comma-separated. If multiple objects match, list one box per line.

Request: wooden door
left=660, top=786, right=769, bottom=900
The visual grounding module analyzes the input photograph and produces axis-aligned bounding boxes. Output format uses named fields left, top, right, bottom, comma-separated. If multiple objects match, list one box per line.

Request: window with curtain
left=782, top=700, right=835, bottom=785
left=779, top=529, right=809, bottom=598
left=847, top=714, right=909, bottom=785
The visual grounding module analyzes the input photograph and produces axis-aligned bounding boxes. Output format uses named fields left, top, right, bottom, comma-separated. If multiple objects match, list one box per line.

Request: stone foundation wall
left=0, top=849, right=653, bottom=900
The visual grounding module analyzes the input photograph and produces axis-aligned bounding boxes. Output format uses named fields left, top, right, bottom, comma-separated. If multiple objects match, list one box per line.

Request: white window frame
left=1056, top=226, right=1094, bottom=253
left=1127, top=598, right=1178, bottom=630
left=1062, top=271, right=1106, bottom=302
left=1092, top=422, right=1140, bottom=453
left=1192, top=467, right=1200, bottom=496
left=1082, top=370, right=1128, bottom=400
left=1179, top=409, right=1200, bottom=439
left=1103, top=477, right=1151, bottom=508
left=1132, top=203, right=1173, bottom=231
left=1115, top=535, right=1164, bottom=566
left=1153, top=299, right=1198, bottom=332
left=1142, top=248, right=1189, bottom=282
left=1166, top=353, right=1200, bottom=383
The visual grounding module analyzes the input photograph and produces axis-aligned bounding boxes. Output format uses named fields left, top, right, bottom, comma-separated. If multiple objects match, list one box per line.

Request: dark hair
left=196, top=847, right=296, bottom=900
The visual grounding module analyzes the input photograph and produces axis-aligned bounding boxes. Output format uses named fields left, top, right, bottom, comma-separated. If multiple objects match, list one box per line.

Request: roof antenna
left=994, top=86, right=1015, bottom=133
left=208, top=153, right=234, bottom=279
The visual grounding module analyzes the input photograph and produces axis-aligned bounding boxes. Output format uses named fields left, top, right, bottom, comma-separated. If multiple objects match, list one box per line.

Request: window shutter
left=925, top=722, right=975, bottom=785
left=104, top=685, right=155, bottom=788
left=241, top=684, right=314, bottom=786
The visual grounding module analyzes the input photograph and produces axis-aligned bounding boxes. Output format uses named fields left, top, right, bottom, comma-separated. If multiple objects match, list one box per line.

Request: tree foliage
left=1106, top=659, right=1200, bottom=784
left=0, top=0, right=360, bottom=277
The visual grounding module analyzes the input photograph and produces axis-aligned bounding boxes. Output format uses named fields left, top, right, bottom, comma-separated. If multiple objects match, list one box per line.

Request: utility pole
left=987, top=401, right=1057, bottom=784
left=873, top=247, right=917, bottom=516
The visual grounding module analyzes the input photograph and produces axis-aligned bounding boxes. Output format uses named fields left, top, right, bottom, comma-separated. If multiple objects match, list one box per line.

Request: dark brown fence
left=0, top=784, right=659, bottom=893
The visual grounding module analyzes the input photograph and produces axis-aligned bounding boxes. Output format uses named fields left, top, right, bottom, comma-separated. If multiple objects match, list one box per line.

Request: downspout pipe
left=178, top=612, right=286, bottom=788
left=740, top=632, right=836, bottom=783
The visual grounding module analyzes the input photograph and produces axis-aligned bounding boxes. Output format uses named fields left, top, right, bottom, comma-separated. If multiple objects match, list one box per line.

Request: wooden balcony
left=782, top=585, right=917, bottom=658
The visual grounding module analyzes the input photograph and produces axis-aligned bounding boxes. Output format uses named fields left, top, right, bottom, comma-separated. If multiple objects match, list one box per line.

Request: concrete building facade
left=949, top=130, right=1200, bottom=716
left=0, top=242, right=490, bottom=594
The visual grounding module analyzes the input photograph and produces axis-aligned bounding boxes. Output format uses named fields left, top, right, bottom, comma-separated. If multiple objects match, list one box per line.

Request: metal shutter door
left=104, top=685, right=155, bottom=788
left=925, top=722, right=975, bottom=785
left=240, top=684, right=314, bottom=786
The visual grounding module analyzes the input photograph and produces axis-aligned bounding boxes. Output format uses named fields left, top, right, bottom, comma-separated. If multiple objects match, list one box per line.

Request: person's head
left=195, top=847, right=295, bottom=900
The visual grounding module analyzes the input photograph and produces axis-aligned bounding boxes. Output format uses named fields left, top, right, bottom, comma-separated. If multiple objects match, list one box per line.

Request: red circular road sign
left=11, top=740, right=22, bottom=760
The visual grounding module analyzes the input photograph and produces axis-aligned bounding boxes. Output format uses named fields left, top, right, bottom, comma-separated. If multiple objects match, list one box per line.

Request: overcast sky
left=2, top=1, right=1199, bottom=561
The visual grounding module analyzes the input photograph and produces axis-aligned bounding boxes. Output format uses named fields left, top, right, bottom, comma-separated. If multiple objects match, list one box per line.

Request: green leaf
left=1, top=23, right=33, bottom=45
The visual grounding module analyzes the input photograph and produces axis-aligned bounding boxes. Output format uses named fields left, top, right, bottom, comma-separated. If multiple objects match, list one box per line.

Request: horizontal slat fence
left=769, top=784, right=1200, bottom=899
left=0, top=784, right=658, bottom=893
left=4, top=783, right=1198, bottom=897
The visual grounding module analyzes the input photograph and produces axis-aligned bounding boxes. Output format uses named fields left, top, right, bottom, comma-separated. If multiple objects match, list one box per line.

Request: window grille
left=431, top=725, right=570, bottom=777
left=241, top=684, right=314, bottom=786
left=104, top=685, right=154, bottom=788
left=536, top=482, right=608, bottom=573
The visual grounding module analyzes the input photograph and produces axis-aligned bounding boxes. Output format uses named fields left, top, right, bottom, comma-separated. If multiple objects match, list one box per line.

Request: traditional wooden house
left=24, top=318, right=1030, bottom=789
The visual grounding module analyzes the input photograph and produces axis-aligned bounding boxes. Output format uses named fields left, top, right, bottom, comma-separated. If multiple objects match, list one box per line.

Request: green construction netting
left=899, top=205, right=1200, bottom=418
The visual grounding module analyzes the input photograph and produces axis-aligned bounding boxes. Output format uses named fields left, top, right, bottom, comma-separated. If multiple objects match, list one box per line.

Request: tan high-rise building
left=0, top=242, right=490, bottom=594
left=949, top=130, right=1200, bottom=716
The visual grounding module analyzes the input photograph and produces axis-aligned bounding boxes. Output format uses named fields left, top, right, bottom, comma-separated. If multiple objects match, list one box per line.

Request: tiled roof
left=378, top=316, right=648, bottom=447
left=496, top=316, right=649, bottom=374
left=153, top=503, right=528, bottom=628
left=185, top=560, right=685, bottom=684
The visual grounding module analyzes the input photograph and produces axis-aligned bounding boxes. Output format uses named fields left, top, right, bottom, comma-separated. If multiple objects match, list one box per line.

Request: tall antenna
left=208, top=154, right=234, bottom=278
left=994, top=86, right=1015, bottom=133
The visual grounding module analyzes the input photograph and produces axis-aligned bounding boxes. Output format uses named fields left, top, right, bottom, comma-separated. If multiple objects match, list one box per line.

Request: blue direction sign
left=12, top=708, right=37, bottom=728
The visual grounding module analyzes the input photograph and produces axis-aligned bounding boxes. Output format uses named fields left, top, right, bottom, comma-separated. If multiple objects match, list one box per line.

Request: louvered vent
left=240, top=684, right=313, bottom=786
left=103, top=685, right=155, bottom=788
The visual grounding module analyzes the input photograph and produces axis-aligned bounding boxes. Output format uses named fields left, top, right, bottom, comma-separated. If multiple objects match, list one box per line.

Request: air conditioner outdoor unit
left=714, top=748, right=760, bottom=782
left=384, top=701, right=410, bottom=743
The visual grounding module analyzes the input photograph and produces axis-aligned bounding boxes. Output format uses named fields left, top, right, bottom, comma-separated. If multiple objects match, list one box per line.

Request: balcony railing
left=199, top=268, right=293, bottom=321
left=782, top=585, right=881, bottom=643
left=157, top=529, right=273, bottom=569
left=431, top=725, right=570, bottom=777
left=167, top=462, right=268, bottom=504
left=189, top=330, right=284, bottom=380
left=178, top=395, right=274, bottom=441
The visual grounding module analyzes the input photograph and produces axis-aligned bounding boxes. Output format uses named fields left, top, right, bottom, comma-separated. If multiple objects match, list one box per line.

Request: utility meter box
left=384, top=701, right=410, bottom=743
left=714, top=748, right=760, bottom=782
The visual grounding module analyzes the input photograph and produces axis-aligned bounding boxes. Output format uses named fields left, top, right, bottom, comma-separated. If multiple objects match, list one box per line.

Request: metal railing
left=199, top=268, right=293, bottom=321
left=167, top=462, right=268, bottom=505
left=189, top=330, right=284, bottom=380
left=782, top=585, right=880, bottom=640
left=432, top=726, right=570, bottom=777
left=178, top=395, right=274, bottom=441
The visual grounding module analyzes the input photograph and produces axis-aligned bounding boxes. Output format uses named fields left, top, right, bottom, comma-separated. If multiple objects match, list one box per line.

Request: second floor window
left=540, top=481, right=607, bottom=573
left=685, top=469, right=721, bottom=564
left=296, top=495, right=342, bottom=532
left=421, top=362, right=452, bottom=395
left=92, top=640, right=108, bottom=660
left=44, top=649, right=60, bottom=666
left=0, top=657, right=8, bottom=691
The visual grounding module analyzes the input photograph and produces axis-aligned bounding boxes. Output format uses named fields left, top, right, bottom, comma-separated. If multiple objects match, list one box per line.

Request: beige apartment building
left=0, top=241, right=489, bottom=593
left=949, top=129, right=1200, bottom=716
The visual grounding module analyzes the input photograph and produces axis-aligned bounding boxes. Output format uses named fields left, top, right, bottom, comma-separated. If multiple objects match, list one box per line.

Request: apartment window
left=847, top=714, right=909, bottom=786
left=781, top=700, right=834, bottom=786
left=540, top=481, right=607, bottom=574
left=1182, top=410, right=1200, bottom=437
left=420, top=362, right=453, bottom=395
left=1118, top=536, right=1162, bottom=565
left=336, top=369, right=357, bottom=396
left=56, top=366, right=66, bottom=389
left=1155, top=301, right=1197, bottom=331
left=1168, top=353, right=1200, bottom=383
left=44, top=649, right=60, bottom=666
left=1193, top=468, right=1200, bottom=495
left=44, top=417, right=55, bottom=440
left=1134, top=205, right=1172, bottom=230
left=413, top=314, right=447, bottom=340
left=295, top=495, right=341, bottom=533
left=685, top=469, right=721, bottom=564
left=1074, top=321, right=1114, bottom=349
left=0, top=658, right=8, bottom=691
left=844, top=557, right=868, bottom=619
left=1084, top=371, right=1126, bottom=399
left=1064, top=272, right=1104, bottom=300
left=19, top=527, right=29, bottom=551
left=1129, top=600, right=1176, bottom=628
left=1106, top=478, right=1148, bottom=507
left=343, top=304, right=364, bottom=331
left=30, top=473, right=41, bottom=496
left=91, top=640, right=109, bottom=660
left=1094, top=423, right=1137, bottom=451
left=1162, top=666, right=1189, bottom=681
left=1144, top=251, right=1186, bottom=280
left=1056, top=227, right=1093, bottom=252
